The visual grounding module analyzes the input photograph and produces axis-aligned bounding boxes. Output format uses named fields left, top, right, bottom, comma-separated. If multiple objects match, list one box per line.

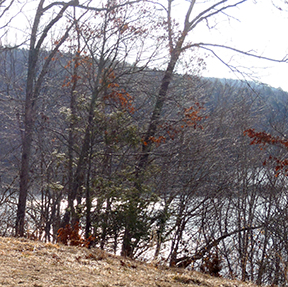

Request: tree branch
left=43, top=0, right=142, bottom=12
left=0, top=0, right=15, bottom=18
left=174, top=225, right=263, bottom=268
left=35, top=2, right=71, bottom=51
left=189, top=0, right=247, bottom=31
left=167, top=0, right=173, bottom=51
left=34, top=25, right=73, bottom=97
left=197, top=43, right=288, bottom=63
left=181, top=42, right=288, bottom=63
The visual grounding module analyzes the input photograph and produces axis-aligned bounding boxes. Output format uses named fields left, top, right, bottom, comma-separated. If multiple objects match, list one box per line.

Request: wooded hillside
left=1, top=0, right=288, bottom=285
left=1, top=47, right=288, bottom=285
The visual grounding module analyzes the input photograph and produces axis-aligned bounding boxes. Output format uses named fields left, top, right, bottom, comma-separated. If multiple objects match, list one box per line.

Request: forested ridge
left=1, top=0, right=288, bottom=286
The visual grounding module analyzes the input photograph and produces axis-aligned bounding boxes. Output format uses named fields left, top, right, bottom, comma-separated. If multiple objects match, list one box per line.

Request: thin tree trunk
left=62, top=47, right=105, bottom=226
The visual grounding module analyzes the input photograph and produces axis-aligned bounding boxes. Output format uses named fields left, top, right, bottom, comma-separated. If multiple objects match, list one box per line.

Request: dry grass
left=0, top=236, right=259, bottom=287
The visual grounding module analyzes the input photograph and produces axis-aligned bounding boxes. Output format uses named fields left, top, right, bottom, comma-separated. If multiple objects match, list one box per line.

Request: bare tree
left=123, top=0, right=267, bottom=259
left=15, top=0, right=83, bottom=237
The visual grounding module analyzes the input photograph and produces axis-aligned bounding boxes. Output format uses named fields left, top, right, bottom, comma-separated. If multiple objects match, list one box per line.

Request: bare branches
left=76, top=0, right=142, bottom=11
left=34, top=25, right=73, bottom=97
left=35, top=1, right=72, bottom=51
left=0, top=0, right=15, bottom=18
left=189, top=0, right=248, bottom=31
left=196, top=43, right=288, bottom=63
left=43, top=0, right=143, bottom=13
left=174, top=225, right=263, bottom=268
left=43, top=0, right=79, bottom=12
left=184, top=0, right=196, bottom=29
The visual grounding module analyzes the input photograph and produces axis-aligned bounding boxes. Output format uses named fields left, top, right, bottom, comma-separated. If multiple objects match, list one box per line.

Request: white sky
left=173, top=0, right=288, bottom=91
left=1, top=0, right=288, bottom=91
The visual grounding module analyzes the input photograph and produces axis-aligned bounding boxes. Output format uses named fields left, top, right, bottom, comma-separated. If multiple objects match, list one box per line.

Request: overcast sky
left=185, top=0, right=288, bottom=91
left=2, top=0, right=288, bottom=91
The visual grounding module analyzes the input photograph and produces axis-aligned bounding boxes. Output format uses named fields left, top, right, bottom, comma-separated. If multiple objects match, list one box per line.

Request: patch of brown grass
left=0, top=236, right=259, bottom=287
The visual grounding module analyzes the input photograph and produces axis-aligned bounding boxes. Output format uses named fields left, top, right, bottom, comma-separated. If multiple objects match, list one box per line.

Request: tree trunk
left=15, top=0, right=73, bottom=236
left=15, top=18, right=41, bottom=235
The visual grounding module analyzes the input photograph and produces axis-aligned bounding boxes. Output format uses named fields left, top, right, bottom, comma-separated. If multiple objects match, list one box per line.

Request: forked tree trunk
left=15, top=0, right=44, bottom=236
left=15, top=0, right=72, bottom=236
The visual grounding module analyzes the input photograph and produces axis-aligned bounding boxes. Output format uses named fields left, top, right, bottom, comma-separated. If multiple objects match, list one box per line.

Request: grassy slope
left=0, top=237, right=258, bottom=287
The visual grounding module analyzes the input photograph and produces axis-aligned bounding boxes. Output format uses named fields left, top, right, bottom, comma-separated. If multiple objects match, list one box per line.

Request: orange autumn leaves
left=62, top=58, right=135, bottom=114
left=183, top=102, right=205, bottom=129
left=102, top=69, right=135, bottom=114
left=244, top=129, right=288, bottom=148
left=244, top=128, right=288, bottom=176
left=143, top=103, right=205, bottom=147
left=103, top=81, right=135, bottom=114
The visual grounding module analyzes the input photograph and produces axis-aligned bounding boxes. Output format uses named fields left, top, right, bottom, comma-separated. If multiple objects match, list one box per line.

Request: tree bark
left=15, top=0, right=45, bottom=236
left=15, top=0, right=73, bottom=236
